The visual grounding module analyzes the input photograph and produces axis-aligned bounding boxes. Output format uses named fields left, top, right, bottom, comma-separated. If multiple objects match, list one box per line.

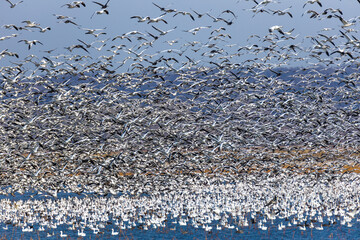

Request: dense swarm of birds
left=1, top=173, right=360, bottom=238
left=0, top=0, right=360, bottom=199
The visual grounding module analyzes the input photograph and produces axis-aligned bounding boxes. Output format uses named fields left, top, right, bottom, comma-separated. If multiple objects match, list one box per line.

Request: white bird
left=78, top=229, right=86, bottom=236
left=60, top=231, right=67, bottom=238
left=36, top=26, right=51, bottom=33
left=303, top=0, right=322, bottom=8
left=270, top=8, right=293, bottom=18
left=269, top=25, right=284, bottom=34
left=315, top=224, right=323, bottom=230
left=173, top=11, right=195, bottom=21
left=299, top=225, right=306, bottom=231
left=18, top=40, right=43, bottom=50
left=151, top=26, right=177, bottom=36
left=269, top=25, right=294, bottom=35
left=82, top=27, right=106, bottom=35
left=152, top=3, right=176, bottom=13
left=91, top=9, right=109, bottom=19
left=334, top=15, right=355, bottom=28
left=183, top=26, right=211, bottom=35
left=111, top=228, right=119, bottom=235
left=147, top=16, right=168, bottom=24
left=0, top=34, right=17, bottom=41
left=130, top=16, right=150, bottom=22
left=62, top=3, right=81, bottom=8
left=22, top=20, right=40, bottom=28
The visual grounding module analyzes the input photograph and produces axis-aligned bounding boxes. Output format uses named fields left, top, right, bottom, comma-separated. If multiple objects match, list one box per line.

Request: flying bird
left=18, top=39, right=43, bottom=50
left=151, top=26, right=177, bottom=36
left=91, top=9, right=109, bottom=19
left=131, top=16, right=151, bottom=22
left=173, top=11, right=195, bottom=21
left=303, top=0, right=323, bottom=8
left=5, top=0, right=23, bottom=8
left=152, top=3, right=177, bottom=13
left=147, top=16, right=168, bottom=24
left=221, top=10, right=237, bottom=18
left=191, top=9, right=207, bottom=18
left=183, top=26, right=211, bottom=35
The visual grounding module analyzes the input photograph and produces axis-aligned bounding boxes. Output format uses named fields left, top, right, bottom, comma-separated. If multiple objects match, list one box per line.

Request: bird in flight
left=91, top=9, right=109, bottom=19
left=152, top=2, right=176, bottom=13
left=5, top=0, right=23, bottom=8
left=18, top=39, right=43, bottom=50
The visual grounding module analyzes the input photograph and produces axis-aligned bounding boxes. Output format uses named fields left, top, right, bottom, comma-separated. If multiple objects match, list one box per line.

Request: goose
left=112, top=35, right=132, bottom=42
left=93, top=227, right=100, bottom=234
left=147, top=16, right=168, bottom=24
left=5, top=0, right=23, bottom=8
left=151, top=26, right=177, bottom=36
left=269, top=25, right=284, bottom=34
left=303, top=0, right=322, bottom=8
left=91, top=9, right=109, bottom=19
left=53, top=14, right=75, bottom=19
left=299, top=225, right=306, bottom=231
left=82, top=27, right=106, bottom=35
left=18, top=39, right=43, bottom=50
left=316, top=224, right=323, bottom=230
left=36, top=26, right=51, bottom=33
left=152, top=3, right=176, bottom=13
left=191, top=9, right=207, bottom=18
left=269, top=8, right=293, bottom=18
left=206, top=13, right=233, bottom=25
left=173, top=11, right=195, bottom=21
left=130, top=16, right=151, bottom=22
left=2, top=24, right=20, bottom=30
left=322, top=8, right=343, bottom=15
left=62, top=3, right=80, bottom=8
left=60, top=231, right=67, bottom=238
left=60, top=19, right=79, bottom=26
left=111, top=228, right=119, bottom=235
left=0, top=34, right=18, bottom=41
left=124, top=30, right=146, bottom=36
left=183, top=26, right=211, bottom=35
left=78, top=229, right=86, bottom=236
left=204, top=224, right=212, bottom=231
left=334, top=15, right=355, bottom=28
left=21, top=20, right=40, bottom=28
left=221, top=10, right=237, bottom=18
left=47, top=232, right=54, bottom=237
left=260, top=224, right=267, bottom=231
left=304, top=10, right=320, bottom=18
left=211, top=27, right=226, bottom=34
left=73, top=1, right=86, bottom=7
left=22, top=226, right=30, bottom=233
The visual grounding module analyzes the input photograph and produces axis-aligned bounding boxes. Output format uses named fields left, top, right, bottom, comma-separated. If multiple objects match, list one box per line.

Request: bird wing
left=151, top=25, right=162, bottom=33
left=92, top=1, right=104, bottom=7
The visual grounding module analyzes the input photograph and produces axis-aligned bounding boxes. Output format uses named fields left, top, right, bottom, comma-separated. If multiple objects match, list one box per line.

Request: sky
left=1, top=0, right=360, bottom=72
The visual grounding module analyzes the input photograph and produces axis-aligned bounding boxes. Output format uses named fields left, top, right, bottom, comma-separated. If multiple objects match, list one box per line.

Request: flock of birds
left=0, top=0, right=360, bottom=238
left=0, top=173, right=360, bottom=238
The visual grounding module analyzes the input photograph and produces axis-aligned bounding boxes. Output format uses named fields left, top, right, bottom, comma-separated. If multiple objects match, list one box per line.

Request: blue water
left=0, top=192, right=359, bottom=240
left=1, top=186, right=360, bottom=240
left=1, top=218, right=360, bottom=239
